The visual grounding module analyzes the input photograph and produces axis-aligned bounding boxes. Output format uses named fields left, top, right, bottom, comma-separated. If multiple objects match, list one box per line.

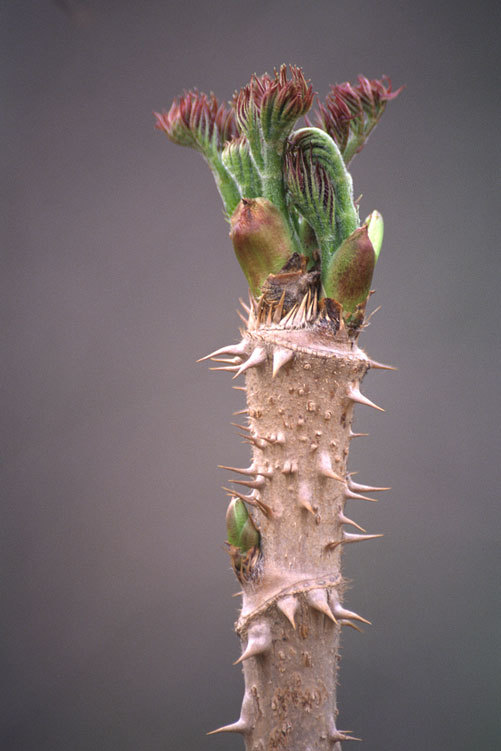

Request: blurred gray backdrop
left=2, top=1, right=500, bottom=749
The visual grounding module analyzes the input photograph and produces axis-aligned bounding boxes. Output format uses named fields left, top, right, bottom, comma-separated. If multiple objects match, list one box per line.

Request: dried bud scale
left=155, top=63, right=401, bottom=749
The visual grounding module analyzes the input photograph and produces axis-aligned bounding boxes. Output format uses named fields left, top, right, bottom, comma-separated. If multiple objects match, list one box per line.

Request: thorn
left=332, top=601, right=371, bottom=625
left=343, top=531, right=384, bottom=544
left=298, top=481, right=316, bottom=515
left=348, top=476, right=391, bottom=493
left=208, top=690, right=253, bottom=735
left=237, top=309, right=248, bottom=325
left=209, top=365, right=240, bottom=372
left=231, top=476, right=266, bottom=490
left=349, top=431, right=369, bottom=438
left=239, top=297, right=251, bottom=315
left=326, top=532, right=383, bottom=550
left=347, top=384, right=385, bottom=412
left=233, top=346, right=267, bottom=378
left=281, top=460, right=297, bottom=474
left=338, top=512, right=366, bottom=532
left=197, top=340, right=248, bottom=362
left=365, top=304, right=382, bottom=323
left=232, top=385, right=247, bottom=391
left=306, top=589, right=337, bottom=623
left=255, top=295, right=265, bottom=324
left=273, top=290, right=286, bottom=322
left=317, top=451, right=344, bottom=482
left=329, top=728, right=362, bottom=742
left=276, top=596, right=298, bottom=629
left=210, top=355, right=243, bottom=364
left=254, top=499, right=273, bottom=517
left=344, top=486, right=378, bottom=502
left=240, top=433, right=272, bottom=449
left=339, top=619, right=363, bottom=633
left=348, top=479, right=391, bottom=493
left=218, top=464, right=256, bottom=475
left=224, top=488, right=273, bottom=517
left=272, top=347, right=294, bottom=378
left=223, top=487, right=254, bottom=502
left=231, top=422, right=250, bottom=432
left=240, top=434, right=267, bottom=450
left=254, top=432, right=274, bottom=444
left=311, top=288, right=318, bottom=319
left=234, top=621, right=272, bottom=664
left=232, top=408, right=249, bottom=416
left=294, top=292, right=309, bottom=325
left=280, top=303, right=298, bottom=327
left=207, top=718, right=249, bottom=735
left=367, top=359, right=397, bottom=371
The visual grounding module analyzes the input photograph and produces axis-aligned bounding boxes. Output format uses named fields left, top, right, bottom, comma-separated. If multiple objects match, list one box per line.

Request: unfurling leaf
left=155, top=90, right=240, bottom=215
left=222, top=135, right=262, bottom=198
left=154, top=90, right=237, bottom=153
left=286, top=127, right=358, bottom=268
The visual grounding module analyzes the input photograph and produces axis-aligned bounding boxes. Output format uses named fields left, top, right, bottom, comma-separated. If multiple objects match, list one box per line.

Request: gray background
left=2, top=1, right=500, bottom=749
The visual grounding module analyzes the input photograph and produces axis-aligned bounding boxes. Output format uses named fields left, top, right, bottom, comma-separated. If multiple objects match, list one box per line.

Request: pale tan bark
left=209, top=300, right=385, bottom=749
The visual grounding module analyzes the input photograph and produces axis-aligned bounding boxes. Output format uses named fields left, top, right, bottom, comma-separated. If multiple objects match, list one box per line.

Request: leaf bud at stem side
left=363, top=210, right=384, bottom=261
left=230, top=198, right=295, bottom=296
left=322, top=225, right=375, bottom=312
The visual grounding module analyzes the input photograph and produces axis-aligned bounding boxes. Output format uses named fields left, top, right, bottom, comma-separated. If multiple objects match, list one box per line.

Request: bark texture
left=208, top=293, right=386, bottom=749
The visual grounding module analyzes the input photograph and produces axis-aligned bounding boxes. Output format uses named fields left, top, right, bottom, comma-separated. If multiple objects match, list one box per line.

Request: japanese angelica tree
left=155, top=65, right=401, bottom=749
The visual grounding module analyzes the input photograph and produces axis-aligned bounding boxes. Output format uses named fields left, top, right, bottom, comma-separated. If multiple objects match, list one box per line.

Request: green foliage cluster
left=155, top=66, right=400, bottom=308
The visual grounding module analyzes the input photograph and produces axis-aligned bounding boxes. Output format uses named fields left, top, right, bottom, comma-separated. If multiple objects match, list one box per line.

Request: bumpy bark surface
left=207, top=291, right=388, bottom=749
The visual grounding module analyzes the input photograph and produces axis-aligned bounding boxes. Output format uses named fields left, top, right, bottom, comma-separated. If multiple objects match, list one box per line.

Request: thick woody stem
left=208, top=305, right=385, bottom=749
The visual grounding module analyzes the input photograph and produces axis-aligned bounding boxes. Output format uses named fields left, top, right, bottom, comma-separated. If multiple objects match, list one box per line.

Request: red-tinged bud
left=234, top=65, right=314, bottom=147
left=314, top=75, right=402, bottom=163
left=285, top=145, right=336, bottom=250
left=230, top=198, right=295, bottom=297
left=154, top=90, right=237, bottom=153
left=356, top=75, right=402, bottom=118
left=323, top=225, right=375, bottom=312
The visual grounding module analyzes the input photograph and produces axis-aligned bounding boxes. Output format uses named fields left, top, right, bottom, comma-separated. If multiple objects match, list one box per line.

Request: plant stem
left=209, top=298, right=384, bottom=747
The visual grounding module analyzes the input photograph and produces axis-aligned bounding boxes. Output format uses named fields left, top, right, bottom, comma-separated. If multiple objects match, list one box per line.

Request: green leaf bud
left=229, top=198, right=295, bottom=297
left=322, top=225, right=375, bottom=312
left=363, top=210, right=384, bottom=261
left=226, top=497, right=250, bottom=548
left=238, top=517, right=260, bottom=552
left=226, top=498, right=259, bottom=552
